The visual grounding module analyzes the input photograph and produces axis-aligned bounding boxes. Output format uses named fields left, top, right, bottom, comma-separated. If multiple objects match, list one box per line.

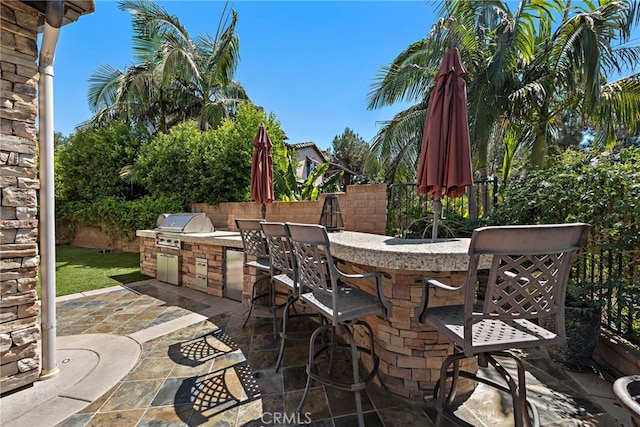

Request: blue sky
left=53, top=1, right=435, bottom=149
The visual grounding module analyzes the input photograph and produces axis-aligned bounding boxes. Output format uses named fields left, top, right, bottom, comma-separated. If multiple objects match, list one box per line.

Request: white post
left=38, top=1, right=63, bottom=380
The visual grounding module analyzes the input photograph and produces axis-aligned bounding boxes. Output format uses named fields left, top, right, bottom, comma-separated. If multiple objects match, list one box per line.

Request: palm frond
left=367, top=39, right=432, bottom=109
left=547, top=1, right=635, bottom=112
left=119, top=0, right=191, bottom=43
left=159, top=34, right=200, bottom=84
left=601, top=45, right=640, bottom=76
left=508, top=77, right=547, bottom=109
left=592, top=73, right=640, bottom=148
left=197, top=9, right=240, bottom=85
left=87, top=64, right=123, bottom=113
left=369, top=103, right=427, bottom=182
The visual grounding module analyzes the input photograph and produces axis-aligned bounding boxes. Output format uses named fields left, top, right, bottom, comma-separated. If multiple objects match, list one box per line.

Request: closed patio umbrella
left=416, top=46, right=473, bottom=239
left=250, top=123, right=275, bottom=219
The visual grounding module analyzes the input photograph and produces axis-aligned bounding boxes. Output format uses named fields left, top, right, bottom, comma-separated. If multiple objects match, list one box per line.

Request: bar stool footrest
left=434, top=350, right=540, bottom=427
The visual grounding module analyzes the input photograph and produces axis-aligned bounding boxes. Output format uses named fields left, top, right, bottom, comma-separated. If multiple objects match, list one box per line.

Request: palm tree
left=368, top=0, right=640, bottom=178
left=508, top=0, right=640, bottom=167
left=367, top=1, right=532, bottom=183
left=87, top=0, right=247, bottom=134
left=167, top=4, right=248, bottom=131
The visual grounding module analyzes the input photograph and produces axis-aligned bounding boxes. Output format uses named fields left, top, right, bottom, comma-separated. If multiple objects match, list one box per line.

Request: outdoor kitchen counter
left=136, top=230, right=243, bottom=248
left=326, top=230, right=491, bottom=400
left=137, top=228, right=488, bottom=399
left=136, top=230, right=244, bottom=298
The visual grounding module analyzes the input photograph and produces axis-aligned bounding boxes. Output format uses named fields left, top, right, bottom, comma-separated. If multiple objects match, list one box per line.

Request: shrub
left=57, top=195, right=184, bottom=241
left=134, top=121, right=209, bottom=205
left=134, top=103, right=286, bottom=205
left=206, top=103, right=286, bottom=204
left=56, top=120, right=149, bottom=201
left=54, top=102, right=287, bottom=241
left=488, top=148, right=640, bottom=251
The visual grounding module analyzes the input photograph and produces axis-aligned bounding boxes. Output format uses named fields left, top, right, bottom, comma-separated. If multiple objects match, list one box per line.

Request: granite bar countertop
left=136, top=230, right=243, bottom=249
left=327, top=231, right=491, bottom=272
left=137, top=228, right=491, bottom=272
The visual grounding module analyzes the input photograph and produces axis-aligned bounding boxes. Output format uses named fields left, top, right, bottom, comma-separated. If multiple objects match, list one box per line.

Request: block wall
left=195, top=183, right=388, bottom=235
left=70, top=224, right=139, bottom=253
left=64, top=184, right=388, bottom=253
left=0, top=1, right=42, bottom=393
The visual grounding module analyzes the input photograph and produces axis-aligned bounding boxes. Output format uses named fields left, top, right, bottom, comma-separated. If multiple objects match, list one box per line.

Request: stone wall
left=196, top=183, right=388, bottom=235
left=62, top=184, right=389, bottom=254
left=594, top=329, right=640, bottom=378
left=139, top=238, right=227, bottom=297
left=69, top=224, right=140, bottom=253
left=0, top=1, right=42, bottom=393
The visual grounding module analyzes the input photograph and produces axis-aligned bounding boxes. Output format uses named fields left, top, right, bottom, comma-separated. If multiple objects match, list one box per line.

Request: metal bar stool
left=235, top=219, right=274, bottom=334
left=414, top=223, right=590, bottom=427
left=286, top=222, right=392, bottom=427
left=260, top=222, right=322, bottom=372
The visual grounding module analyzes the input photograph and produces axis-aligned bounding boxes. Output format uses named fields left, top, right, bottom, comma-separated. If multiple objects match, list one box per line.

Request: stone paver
left=1, top=279, right=626, bottom=427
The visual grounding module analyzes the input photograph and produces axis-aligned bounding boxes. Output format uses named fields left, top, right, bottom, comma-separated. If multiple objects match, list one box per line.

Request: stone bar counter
left=327, top=231, right=491, bottom=400
left=136, top=227, right=490, bottom=400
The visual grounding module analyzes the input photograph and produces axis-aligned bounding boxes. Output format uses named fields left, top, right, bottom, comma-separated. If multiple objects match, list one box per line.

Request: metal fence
left=573, top=245, right=640, bottom=342
left=386, top=178, right=498, bottom=238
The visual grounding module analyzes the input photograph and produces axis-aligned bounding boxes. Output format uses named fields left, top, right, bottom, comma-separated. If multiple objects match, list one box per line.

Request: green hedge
left=57, top=195, right=184, bottom=241
left=488, top=148, right=639, bottom=252
left=55, top=102, right=286, bottom=241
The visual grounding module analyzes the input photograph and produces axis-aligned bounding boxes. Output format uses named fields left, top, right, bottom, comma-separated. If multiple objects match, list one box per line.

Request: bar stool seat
left=302, top=284, right=386, bottom=321
left=286, top=222, right=392, bottom=427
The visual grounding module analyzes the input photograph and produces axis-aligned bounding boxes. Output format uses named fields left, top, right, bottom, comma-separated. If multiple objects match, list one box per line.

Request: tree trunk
left=467, top=185, right=478, bottom=219
left=530, top=122, right=548, bottom=168
left=476, top=136, right=488, bottom=218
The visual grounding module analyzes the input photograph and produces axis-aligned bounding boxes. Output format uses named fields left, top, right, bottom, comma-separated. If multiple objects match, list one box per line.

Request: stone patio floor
left=1, top=279, right=633, bottom=426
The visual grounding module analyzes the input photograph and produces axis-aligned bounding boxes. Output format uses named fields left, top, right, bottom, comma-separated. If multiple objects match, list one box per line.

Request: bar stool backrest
left=261, top=222, right=297, bottom=290
left=286, top=223, right=337, bottom=310
left=464, top=223, right=591, bottom=352
left=235, top=218, right=268, bottom=265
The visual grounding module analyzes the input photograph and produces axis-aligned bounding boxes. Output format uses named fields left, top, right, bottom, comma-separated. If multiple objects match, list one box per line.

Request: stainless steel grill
left=155, top=213, right=214, bottom=248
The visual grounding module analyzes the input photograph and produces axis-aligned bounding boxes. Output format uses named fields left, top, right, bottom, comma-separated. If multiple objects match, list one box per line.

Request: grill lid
left=155, top=213, right=214, bottom=233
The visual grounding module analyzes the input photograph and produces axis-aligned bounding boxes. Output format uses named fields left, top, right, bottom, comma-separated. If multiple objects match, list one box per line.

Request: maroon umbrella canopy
left=417, top=46, right=473, bottom=200
left=250, top=123, right=274, bottom=218
left=416, top=47, right=473, bottom=238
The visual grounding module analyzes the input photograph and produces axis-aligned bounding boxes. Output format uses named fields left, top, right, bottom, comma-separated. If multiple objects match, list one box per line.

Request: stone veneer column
left=338, top=262, right=477, bottom=399
left=0, top=1, right=42, bottom=393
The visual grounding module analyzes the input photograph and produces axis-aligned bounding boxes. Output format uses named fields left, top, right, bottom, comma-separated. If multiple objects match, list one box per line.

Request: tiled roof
left=286, top=141, right=329, bottom=161
left=285, top=142, right=317, bottom=149
left=22, top=1, right=95, bottom=27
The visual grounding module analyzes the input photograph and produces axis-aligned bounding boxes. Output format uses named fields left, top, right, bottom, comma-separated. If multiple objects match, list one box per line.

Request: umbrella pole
left=432, top=199, right=442, bottom=240
left=261, top=203, right=266, bottom=219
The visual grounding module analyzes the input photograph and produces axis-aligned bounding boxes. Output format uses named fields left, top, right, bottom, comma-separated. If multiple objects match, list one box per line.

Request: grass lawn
left=37, top=246, right=151, bottom=297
